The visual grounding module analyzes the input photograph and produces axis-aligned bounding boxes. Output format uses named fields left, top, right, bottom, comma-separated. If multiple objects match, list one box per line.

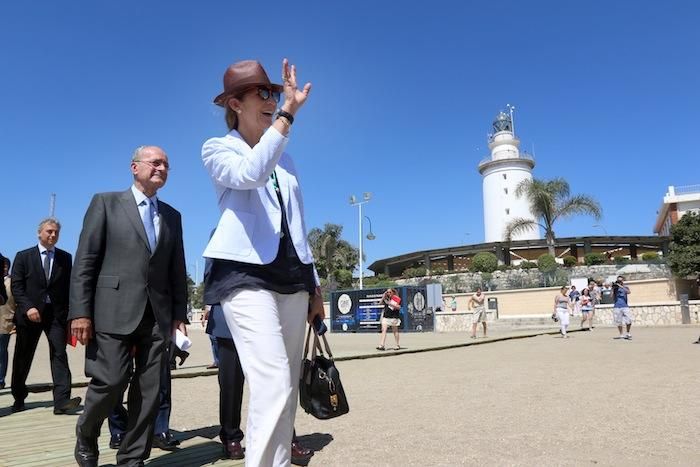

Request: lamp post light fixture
left=350, top=192, right=372, bottom=289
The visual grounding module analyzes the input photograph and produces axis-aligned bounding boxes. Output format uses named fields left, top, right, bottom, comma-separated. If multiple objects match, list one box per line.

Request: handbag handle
left=303, top=324, right=334, bottom=360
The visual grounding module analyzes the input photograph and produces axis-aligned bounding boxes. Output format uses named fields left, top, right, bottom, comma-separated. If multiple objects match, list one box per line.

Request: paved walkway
left=2, top=325, right=699, bottom=466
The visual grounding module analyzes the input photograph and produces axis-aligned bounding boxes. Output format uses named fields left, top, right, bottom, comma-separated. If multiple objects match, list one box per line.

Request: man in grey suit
left=69, top=146, right=187, bottom=467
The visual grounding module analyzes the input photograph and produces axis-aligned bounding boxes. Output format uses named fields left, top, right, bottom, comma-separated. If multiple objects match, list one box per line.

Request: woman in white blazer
left=202, top=59, right=324, bottom=467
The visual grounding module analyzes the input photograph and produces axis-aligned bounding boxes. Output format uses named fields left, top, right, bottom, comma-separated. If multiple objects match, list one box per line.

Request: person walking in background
left=0, top=253, right=7, bottom=306
left=376, top=288, right=402, bottom=350
left=204, top=303, right=245, bottom=460
left=587, top=280, right=601, bottom=329
left=202, top=58, right=324, bottom=466
left=579, top=287, right=592, bottom=331
left=568, top=285, right=580, bottom=317
left=70, top=145, right=188, bottom=467
left=469, top=287, right=487, bottom=338
left=612, top=275, right=633, bottom=340
left=202, top=305, right=220, bottom=369
left=450, top=296, right=457, bottom=312
left=10, top=218, right=81, bottom=414
left=0, top=256, right=16, bottom=389
left=554, top=286, right=571, bottom=338
left=600, top=281, right=614, bottom=305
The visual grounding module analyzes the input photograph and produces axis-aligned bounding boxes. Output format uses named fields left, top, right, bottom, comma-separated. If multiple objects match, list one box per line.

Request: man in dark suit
left=10, top=218, right=81, bottom=413
left=0, top=252, right=7, bottom=305
left=70, top=145, right=187, bottom=467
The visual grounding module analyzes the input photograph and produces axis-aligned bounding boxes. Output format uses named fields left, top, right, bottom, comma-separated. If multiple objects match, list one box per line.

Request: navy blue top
left=203, top=175, right=316, bottom=306
left=205, top=304, right=231, bottom=340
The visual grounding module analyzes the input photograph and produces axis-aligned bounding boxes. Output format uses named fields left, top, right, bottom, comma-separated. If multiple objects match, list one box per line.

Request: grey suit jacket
left=69, top=189, right=187, bottom=335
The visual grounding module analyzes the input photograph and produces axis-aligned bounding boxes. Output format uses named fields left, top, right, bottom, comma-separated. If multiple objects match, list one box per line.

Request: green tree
left=668, top=212, right=700, bottom=278
left=504, top=178, right=602, bottom=257
left=187, top=274, right=204, bottom=310
left=307, top=223, right=359, bottom=288
left=537, top=253, right=558, bottom=286
left=471, top=252, right=498, bottom=273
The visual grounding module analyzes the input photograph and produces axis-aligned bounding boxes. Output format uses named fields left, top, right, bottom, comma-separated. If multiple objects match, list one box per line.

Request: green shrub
left=613, top=256, right=629, bottom=264
left=584, top=253, right=606, bottom=265
left=481, top=272, right=493, bottom=289
left=641, top=252, right=659, bottom=261
left=401, top=266, right=427, bottom=278
left=563, top=256, right=578, bottom=267
left=520, top=261, right=538, bottom=269
left=537, top=254, right=558, bottom=273
left=363, top=274, right=398, bottom=288
left=471, top=252, right=498, bottom=273
left=431, top=268, right=446, bottom=276
left=497, top=264, right=511, bottom=271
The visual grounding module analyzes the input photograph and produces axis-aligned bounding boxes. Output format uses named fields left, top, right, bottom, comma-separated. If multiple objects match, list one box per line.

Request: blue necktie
left=141, top=199, right=157, bottom=252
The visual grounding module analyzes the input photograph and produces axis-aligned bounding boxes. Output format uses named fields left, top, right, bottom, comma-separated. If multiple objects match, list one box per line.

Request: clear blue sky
left=2, top=1, right=698, bottom=281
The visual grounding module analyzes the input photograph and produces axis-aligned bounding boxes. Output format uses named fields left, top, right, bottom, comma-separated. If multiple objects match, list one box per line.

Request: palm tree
left=308, top=223, right=359, bottom=286
left=504, top=178, right=602, bottom=257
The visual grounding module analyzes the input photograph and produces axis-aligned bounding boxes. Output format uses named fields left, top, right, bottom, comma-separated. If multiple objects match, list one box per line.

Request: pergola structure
left=368, top=235, right=670, bottom=278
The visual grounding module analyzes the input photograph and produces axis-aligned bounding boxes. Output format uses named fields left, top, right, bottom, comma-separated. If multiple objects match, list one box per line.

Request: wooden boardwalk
left=0, top=397, right=244, bottom=467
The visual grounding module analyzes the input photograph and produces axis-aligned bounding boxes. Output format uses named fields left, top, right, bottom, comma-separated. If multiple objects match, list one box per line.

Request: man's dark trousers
left=11, top=304, right=72, bottom=405
left=108, top=342, right=174, bottom=438
left=77, top=307, right=166, bottom=465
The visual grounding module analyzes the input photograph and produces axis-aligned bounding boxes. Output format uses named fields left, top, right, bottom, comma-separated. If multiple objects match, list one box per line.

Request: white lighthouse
left=478, top=109, right=541, bottom=243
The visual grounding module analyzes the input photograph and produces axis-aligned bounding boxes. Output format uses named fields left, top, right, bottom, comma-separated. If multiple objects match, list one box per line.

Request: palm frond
left=503, top=217, right=543, bottom=241
left=553, top=195, right=602, bottom=222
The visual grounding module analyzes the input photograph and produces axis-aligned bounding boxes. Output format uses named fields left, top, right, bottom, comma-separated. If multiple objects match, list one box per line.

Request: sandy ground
left=5, top=326, right=700, bottom=466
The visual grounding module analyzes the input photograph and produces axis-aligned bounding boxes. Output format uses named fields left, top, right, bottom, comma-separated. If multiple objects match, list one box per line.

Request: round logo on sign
left=337, top=294, right=352, bottom=315
left=413, top=292, right=425, bottom=311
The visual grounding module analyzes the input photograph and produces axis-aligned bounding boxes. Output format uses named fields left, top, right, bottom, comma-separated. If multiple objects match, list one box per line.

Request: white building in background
left=653, top=185, right=700, bottom=236
left=478, top=110, right=541, bottom=243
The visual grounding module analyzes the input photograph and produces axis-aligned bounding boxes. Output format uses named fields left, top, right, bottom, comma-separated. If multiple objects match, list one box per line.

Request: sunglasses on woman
left=256, top=87, right=281, bottom=103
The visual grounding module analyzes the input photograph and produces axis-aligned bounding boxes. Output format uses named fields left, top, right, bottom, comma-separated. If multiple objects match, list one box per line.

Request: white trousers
left=221, top=289, right=308, bottom=467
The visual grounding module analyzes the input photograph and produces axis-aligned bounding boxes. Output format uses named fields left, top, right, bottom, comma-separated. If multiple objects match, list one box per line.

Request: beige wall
left=442, top=278, right=676, bottom=316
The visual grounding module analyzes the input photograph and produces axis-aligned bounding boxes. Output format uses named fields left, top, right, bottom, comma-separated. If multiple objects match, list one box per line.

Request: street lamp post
left=350, top=192, right=372, bottom=289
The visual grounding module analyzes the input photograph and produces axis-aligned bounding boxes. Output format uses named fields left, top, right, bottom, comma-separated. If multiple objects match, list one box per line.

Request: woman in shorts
left=376, top=288, right=402, bottom=351
left=579, top=287, right=592, bottom=331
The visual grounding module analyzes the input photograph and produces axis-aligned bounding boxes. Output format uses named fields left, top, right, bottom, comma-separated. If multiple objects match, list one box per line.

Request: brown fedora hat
left=213, top=60, right=283, bottom=107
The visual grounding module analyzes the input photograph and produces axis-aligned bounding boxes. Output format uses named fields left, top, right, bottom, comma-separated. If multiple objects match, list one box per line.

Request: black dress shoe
left=291, top=440, right=313, bottom=466
left=152, top=431, right=180, bottom=451
left=222, top=440, right=245, bottom=459
left=75, top=427, right=98, bottom=467
left=11, top=400, right=25, bottom=413
left=178, top=350, right=190, bottom=366
left=0, top=382, right=5, bottom=389
left=54, top=396, right=82, bottom=414
left=109, top=433, right=124, bottom=449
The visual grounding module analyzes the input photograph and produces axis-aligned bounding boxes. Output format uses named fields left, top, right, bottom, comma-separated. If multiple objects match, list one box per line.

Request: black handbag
left=299, top=325, right=349, bottom=419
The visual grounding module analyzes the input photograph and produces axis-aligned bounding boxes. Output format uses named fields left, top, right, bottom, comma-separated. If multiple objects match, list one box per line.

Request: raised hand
left=280, top=58, right=311, bottom=115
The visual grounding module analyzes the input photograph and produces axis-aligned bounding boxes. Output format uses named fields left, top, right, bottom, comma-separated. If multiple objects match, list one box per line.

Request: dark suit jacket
left=0, top=253, right=7, bottom=305
left=69, top=189, right=187, bottom=335
left=11, top=246, right=72, bottom=327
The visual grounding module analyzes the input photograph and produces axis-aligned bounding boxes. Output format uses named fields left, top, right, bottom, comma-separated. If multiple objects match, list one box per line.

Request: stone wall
left=396, top=263, right=672, bottom=294
left=592, top=302, right=700, bottom=326
left=433, top=301, right=700, bottom=332
left=434, top=311, right=496, bottom=332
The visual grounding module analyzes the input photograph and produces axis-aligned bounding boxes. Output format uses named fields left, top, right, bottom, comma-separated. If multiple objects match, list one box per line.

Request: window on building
left=505, top=208, right=510, bottom=215
left=503, top=174, right=507, bottom=180
left=504, top=188, right=508, bottom=195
